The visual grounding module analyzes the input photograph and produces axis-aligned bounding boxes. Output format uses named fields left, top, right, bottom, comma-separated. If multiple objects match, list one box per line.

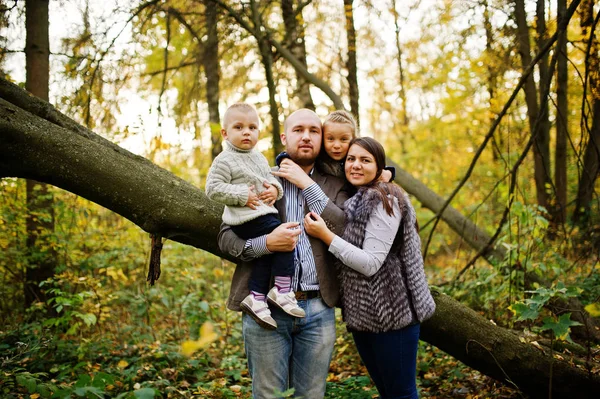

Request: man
left=218, top=109, right=349, bottom=399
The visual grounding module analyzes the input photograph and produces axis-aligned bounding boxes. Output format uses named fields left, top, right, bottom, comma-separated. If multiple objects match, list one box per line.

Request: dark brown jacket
left=218, top=166, right=350, bottom=311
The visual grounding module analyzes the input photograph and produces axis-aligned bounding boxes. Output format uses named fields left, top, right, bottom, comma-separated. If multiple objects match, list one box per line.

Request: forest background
left=0, top=0, right=599, bottom=398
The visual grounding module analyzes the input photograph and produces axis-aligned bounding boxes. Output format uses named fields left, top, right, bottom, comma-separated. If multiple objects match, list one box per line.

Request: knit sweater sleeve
left=329, top=200, right=401, bottom=277
left=205, top=154, right=249, bottom=206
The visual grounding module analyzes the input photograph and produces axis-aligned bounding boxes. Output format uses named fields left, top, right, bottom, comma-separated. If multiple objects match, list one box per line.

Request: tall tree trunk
left=391, top=0, right=409, bottom=154
left=554, top=0, right=568, bottom=223
left=483, top=1, right=502, bottom=162
left=574, top=0, right=600, bottom=225
left=1, top=90, right=599, bottom=396
left=535, top=0, right=553, bottom=212
left=203, top=1, right=222, bottom=161
left=343, top=0, right=359, bottom=125
left=281, top=0, right=315, bottom=110
left=514, top=0, right=550, bottom=211
left=250, top=1, right=281, bottom=159
left=24, top=0, right=55, bottom=307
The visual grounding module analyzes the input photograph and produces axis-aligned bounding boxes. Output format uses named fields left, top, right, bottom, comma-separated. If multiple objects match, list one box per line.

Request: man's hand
left=258, top=181, right=278, bottom=206
left=266, top=222, right=301, bottom=252
left=245, top=185, right=260, bottom=209
left=272, top=158, right=314, bottom=189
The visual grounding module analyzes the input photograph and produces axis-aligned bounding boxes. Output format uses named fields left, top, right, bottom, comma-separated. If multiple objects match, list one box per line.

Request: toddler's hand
left=245, top=185, right=261, bottom=210
left=258, top=181, right=278, bottom=206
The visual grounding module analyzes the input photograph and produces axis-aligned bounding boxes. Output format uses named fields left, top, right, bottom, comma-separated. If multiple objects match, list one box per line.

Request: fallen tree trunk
left=0, top=79, right=598, bottom=396
left=422, top=290, right=599, bottom=398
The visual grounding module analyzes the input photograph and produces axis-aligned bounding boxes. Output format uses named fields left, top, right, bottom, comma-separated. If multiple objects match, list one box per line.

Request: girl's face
left=323, top=123, right=353, bottom=161
left=345, top=144, right=378, bottom=186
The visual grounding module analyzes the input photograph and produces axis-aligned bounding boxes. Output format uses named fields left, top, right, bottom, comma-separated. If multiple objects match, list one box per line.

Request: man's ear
left=280, top=132, right=287, bottom=146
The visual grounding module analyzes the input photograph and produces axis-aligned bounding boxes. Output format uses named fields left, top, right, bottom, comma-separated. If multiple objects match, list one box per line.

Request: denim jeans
left=242, top=297, right=336, bottom=399
left=231, top=214, right=295, bottom=294
left=352, top=323, right=420, bottom=399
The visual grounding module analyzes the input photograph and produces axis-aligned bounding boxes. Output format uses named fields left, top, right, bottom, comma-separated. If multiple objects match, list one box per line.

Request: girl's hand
left=304, top=212, right=335, bottom=245
left=272, top=158, right=315, bottom=189
left=379, top=169, right=393, bottom=183
left=245, top=185, right=260, bottom=209
left=258, top=181, right=278, bottom=206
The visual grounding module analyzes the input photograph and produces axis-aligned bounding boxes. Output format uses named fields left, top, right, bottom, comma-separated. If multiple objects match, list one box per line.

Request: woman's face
left=323, top=122, right=353, bottom=161
left=345, top=144, right=378, bottom=186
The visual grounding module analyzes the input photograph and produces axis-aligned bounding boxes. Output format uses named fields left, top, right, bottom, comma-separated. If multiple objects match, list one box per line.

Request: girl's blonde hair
left=323, top=110, right=358, bottom=138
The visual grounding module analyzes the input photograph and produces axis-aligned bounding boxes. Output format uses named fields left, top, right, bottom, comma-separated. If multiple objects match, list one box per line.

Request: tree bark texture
left=203, top=1, right=222, bottom=161
left=392, top=0, right=409, bottom=153
left=535, top=0, right=552, bottom=209
left=514, top=0, right=550, bottom=211
left=281, top=0, right=315, bottom=111
left=554, top=0, right=568, bottom=223
left=250, top=0, right=282, bottom=158
left=574, top=0, right=600, bottom=225
left=422, top=290, right=599, bottom=398
left=25, top=0, right=55, bottom=307
left=1, top=81, right=599, bottom=396
left=343, top=0, right=359, bottom=126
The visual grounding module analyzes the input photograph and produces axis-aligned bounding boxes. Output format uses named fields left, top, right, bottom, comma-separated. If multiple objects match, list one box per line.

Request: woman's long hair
left=348, top=137, right=405, bottom=217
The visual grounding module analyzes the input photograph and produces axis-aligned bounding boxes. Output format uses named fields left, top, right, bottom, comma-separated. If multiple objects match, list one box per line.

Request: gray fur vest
left=338, top=185, right=436, bottom=333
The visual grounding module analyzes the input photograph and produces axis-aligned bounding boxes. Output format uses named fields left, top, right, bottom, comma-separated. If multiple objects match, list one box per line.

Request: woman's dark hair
left=349, top=137, right=404, bottom=217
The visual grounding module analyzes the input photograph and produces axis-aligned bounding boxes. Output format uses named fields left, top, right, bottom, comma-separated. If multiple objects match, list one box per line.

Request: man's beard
left=292, top=156, right=316, bottom=167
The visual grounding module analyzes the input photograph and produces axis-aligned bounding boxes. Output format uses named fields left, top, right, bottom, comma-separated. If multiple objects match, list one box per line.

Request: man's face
left=281, top=110, right=322, bottom=166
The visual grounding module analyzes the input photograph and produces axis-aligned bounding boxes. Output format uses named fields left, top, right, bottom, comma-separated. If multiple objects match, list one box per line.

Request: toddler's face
left=323, top=123, right=353, bottom=161
left=222, top=109, right=260, bottom=150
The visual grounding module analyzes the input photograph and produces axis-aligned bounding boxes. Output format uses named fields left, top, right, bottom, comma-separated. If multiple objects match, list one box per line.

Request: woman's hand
left=304, top=212, right=335, bottom=246
left=258, top=181, right=278, bottom=206
left=272, top=158, right=315, bottom=189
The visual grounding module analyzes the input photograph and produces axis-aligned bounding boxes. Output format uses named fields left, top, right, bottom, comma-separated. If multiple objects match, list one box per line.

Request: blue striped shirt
left=244, top=170, right=328, bottom=291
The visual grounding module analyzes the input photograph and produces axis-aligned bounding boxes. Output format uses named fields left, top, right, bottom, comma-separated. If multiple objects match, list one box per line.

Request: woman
left=304, top=137, right=436, bottom=399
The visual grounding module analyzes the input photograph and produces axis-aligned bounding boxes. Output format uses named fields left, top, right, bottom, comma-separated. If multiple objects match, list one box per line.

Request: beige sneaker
left=267, top=287, right=306, bottom=318
left=240, top=294, right=277, bottom=330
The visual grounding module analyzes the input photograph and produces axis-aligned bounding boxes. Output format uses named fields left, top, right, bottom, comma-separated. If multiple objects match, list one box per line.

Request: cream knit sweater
left=205, top=141, right=284, bottom=225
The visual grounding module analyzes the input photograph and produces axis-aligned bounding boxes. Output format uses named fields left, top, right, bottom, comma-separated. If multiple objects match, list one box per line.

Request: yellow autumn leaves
left=181, top=322, right=219, bottom=357
left=585, top=303, right=600, bottom=317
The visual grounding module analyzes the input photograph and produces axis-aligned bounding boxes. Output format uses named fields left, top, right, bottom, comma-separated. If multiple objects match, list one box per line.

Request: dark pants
left=352, top=323, right=420, bottom=399
left=231, top=214, right=295, bottom=295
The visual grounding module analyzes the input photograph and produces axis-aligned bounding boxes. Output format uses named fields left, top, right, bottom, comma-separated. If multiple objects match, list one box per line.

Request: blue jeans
left=243, top=297, right=336, bottom=399
left=352, top=324, right=420, bottom=399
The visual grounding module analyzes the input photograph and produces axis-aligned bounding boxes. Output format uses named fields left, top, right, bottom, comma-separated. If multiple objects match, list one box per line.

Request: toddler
left=206, top=103, right=305, bottom=330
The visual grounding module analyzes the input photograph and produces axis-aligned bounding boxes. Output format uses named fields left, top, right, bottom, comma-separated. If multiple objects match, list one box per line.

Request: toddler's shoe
left=267, top=287, right=306, bottom=318
left=240, top=294, right=277, bottom=330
